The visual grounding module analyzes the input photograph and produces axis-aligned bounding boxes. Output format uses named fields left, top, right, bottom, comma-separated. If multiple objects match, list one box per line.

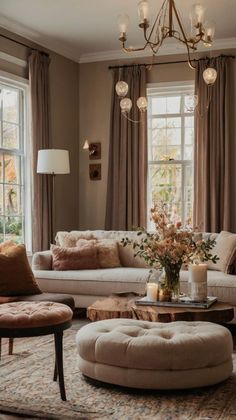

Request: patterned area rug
left=0, top=322, right=236, bottom=420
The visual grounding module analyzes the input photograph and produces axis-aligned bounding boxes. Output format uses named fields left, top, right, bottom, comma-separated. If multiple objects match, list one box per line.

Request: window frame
left=147, top=81, right=195, bottom=226
left=0, top=70, right=32, bottom=253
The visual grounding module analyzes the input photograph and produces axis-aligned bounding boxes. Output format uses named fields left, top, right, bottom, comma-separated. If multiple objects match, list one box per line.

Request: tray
left=135, top=296, right=217, bottom=309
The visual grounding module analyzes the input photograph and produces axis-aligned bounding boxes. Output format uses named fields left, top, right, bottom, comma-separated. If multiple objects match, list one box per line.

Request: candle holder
left=188, top=263, right=208, bottom=302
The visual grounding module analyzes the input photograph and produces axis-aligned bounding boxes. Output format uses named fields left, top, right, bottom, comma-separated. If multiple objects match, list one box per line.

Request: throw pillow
left=207, top=231, right=236, bottom=273
left=96, top=239, right=121, bottom=268
left=0, top=243, right=42, bottom=296
left=55, top=231, right=95, bottom=247
left=51, top=243, right=99, bottom=270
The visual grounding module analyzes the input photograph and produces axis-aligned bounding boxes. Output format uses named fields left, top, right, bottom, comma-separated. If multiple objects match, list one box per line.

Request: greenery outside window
left=0, top=74, right=31, bottom=251
left=147, top=82, right=194, bottom=228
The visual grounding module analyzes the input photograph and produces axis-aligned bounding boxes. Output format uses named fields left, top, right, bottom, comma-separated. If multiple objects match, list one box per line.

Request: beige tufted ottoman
left=76, top=318, right=233, bottom=389
left=0, top=301, right=73, bottom=400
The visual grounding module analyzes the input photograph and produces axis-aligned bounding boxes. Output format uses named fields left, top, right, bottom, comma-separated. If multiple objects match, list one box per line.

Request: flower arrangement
left=122, top=204, right=218, bottom=296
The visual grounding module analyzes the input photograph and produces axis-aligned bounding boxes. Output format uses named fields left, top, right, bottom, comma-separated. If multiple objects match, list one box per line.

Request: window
left=147, top=82, right=194, bottom=227
left=0, top=74, right=31, bottom=251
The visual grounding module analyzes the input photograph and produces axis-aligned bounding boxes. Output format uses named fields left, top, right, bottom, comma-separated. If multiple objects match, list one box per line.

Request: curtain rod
left=108, top=54, right=235, bottom=70
left=0, top=33, right=49, bottom=56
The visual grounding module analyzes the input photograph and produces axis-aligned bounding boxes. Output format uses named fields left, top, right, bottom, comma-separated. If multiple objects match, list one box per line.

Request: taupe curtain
left=105, top=66, right=147, bottom=230
left=29, top=50, right=52, bottom=251
left=193, top=56, right=233, bottom=232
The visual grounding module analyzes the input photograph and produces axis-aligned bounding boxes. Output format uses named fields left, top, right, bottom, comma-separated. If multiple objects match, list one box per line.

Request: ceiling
left=0, top=0, right=235, bottom=63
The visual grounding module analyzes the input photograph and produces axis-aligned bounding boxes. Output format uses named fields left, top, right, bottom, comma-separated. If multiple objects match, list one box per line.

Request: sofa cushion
left=55, top=231, right=95, bottom=247
left=0, top=244, right=42, bottom=296
left=96, top=239, right=121, bottom=268
left=34, top=267, right=149, bottom=296
left=32, top=250, right=52, bottom=270
left=206, top=231, right=236, bottom=273
left=51, top=244, right=99, bottom=270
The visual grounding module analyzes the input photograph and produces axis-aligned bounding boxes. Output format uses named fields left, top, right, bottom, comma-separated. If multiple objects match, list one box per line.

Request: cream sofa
left=32, top=230, right=236, bottom=323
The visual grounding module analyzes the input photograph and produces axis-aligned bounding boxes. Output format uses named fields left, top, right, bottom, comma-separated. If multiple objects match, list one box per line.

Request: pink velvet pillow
left=51, top=243, right=98, bottom=270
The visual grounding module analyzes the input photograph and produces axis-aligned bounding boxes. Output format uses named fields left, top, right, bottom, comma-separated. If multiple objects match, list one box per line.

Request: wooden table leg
left=8, top=338, right=14, bottom=355
left=54, top=332, right=66, bottom=401
left=0, top=337, right=1, bottom=360
left=53, top=335, right=58, bottom=382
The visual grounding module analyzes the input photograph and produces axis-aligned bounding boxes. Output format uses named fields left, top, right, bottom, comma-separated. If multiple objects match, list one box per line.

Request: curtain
left=105, top=66, right=147, bottom=230
left=29, top=50, right=52, bottom=251
left=193, top=56, right=233, bottom=232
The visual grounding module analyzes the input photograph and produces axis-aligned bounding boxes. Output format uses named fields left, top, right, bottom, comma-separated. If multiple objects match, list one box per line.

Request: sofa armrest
left=32, top=250, right=52, bottom=271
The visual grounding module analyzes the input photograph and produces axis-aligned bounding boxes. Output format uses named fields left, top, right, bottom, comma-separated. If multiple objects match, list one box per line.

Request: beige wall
left=0, top=27, right=79, bottom=237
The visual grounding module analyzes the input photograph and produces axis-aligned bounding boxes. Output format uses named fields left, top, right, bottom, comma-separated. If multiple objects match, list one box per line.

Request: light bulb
left=203, top=21, right=215, bottom=46
left=117, top=14, right=130, bottom=34
left=190, top=3, right=206, bottom=27
left=115, top=81, right=129, bottom=98
left=137, top=96, right=148, bottom=112
left=120, top=98, right=132, bottom=114
left=138, top=0, right=150, bottom=26
left=203, top=67, right=217, bottom=85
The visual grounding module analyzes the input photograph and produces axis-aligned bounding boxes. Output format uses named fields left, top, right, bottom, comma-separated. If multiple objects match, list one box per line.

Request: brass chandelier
left=117, top=0, right=216, bottom=70
left=115, top=0, right=217, bottom=119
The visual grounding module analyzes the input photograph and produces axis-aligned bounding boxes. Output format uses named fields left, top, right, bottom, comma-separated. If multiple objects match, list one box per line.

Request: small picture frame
left=89, top=142, right=101, bottom=160
left=89, top=164, right=101, bottom=181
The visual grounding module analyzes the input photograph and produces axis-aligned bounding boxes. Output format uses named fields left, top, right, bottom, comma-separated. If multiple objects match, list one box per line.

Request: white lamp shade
left=37, top=149, right=70, bottom=174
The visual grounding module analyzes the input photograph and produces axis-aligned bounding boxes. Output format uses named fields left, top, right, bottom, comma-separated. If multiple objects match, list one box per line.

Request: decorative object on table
left=89, top=163, right=101, bottom=180
left=188, top=263, right=208, bottom=301
left=83, top=140, right=102, bottom=159
left=122, top=203, right=218, bottom=302
left=37, top=149, right=70, bottom=243
left=146, top=283, right=158, bottom=301
left=135, top=296, right=217, bottom=309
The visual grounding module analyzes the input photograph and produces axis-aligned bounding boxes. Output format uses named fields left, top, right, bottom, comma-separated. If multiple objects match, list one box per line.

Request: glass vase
left=160, top=265, right=181, bottom=302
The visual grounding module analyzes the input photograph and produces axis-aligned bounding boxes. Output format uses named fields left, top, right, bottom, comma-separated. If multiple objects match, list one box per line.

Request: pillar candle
left=146, top=283, right=158, bottom=301
left=189, top=264, right=207, bottom=301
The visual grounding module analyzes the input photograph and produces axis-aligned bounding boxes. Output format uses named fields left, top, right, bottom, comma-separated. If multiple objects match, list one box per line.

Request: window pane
left=0, top=154, right=3, bottom=182
left=5, top=216, right=23, bottom=243
left=4, top=154, right=21, bottom=184
left=149, top=163, right=182, bottom=222
left=5, top=185, right=22, bottom=215
left=2, top=122, right=19, bottom=149
left=151, top=96, right=181, bottom=114
left=0, top=185, right=3, bottom=214
left=183, top=165, right=193, bottom=223
left=0, top=217, right=4, bottom=242
left=2, top=89, right=19, bottom=124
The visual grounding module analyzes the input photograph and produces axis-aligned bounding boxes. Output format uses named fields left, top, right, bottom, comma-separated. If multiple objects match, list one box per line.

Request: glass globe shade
left=117, top=14, right=130, bottom=33
left=203, top=67, right=217, bottom=85
left=138, top=0, right=150, bottom=24
left=137, top=96, right=148, bottom=112
left=184, top=95, right=198, bottom=112
left=115, top=81, right=129, bottom=98
left=190, top=3, right=206, bottom=26
left=120, top=98, right=132, bottom=114
left=203, top=21, right=216, bottom=46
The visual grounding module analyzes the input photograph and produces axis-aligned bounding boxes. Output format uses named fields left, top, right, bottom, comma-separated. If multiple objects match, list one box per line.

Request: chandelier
left=115, top=0, right=217, bottom=119
left=117, top=0, right=216, bottom=70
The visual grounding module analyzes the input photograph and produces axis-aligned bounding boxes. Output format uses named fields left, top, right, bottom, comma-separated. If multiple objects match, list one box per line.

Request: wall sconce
left=83, top=140, right=101, bottom=160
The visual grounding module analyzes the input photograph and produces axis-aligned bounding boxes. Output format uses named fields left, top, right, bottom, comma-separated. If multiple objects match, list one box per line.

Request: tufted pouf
left=76, top=318, right=233, bottom=389
left=0, top=301, right=73, bottom=400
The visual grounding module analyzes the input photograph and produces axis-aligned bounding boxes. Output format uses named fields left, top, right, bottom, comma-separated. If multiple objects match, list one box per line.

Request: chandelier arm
left=171, top=0, right=192, bottom=47
left=122, top=113, right=141, bottom=124
left=122, top=41, right=149, bottom=53
left=144, top=0, right=168, bottom=43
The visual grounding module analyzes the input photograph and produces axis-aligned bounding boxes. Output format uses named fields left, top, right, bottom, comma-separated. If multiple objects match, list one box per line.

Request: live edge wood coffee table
left=87, top=293, right=234, bottom=324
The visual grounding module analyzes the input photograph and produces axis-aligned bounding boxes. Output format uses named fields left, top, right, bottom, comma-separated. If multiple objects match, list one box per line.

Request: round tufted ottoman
left=0, top=301, right=73, bottom=400
left=76, top=318, right=233, bottom=389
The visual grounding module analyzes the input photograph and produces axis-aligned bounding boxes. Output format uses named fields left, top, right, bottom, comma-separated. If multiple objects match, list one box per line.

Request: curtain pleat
left=29, top=50, right=52, bottom=251
left=105, top=66, right=147, bottom=230
left=193, top=56, right=233, bottom=232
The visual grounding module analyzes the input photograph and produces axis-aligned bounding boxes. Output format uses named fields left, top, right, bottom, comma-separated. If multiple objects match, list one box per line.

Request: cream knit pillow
left=207, top=231, right=236, bottom=273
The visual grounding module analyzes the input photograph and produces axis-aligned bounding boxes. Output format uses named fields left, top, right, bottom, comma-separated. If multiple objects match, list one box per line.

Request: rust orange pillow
left=0, top=243, right=42, bottom=296
left=51, top=243, right=99, bottom=270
